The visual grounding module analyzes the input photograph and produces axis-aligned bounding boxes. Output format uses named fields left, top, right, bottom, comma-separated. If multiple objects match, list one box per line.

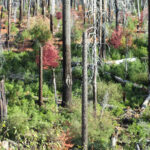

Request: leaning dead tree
left=0, top=80, right=7, bottom=121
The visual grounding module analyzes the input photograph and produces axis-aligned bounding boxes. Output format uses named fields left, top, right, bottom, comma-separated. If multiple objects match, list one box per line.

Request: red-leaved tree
left=109, top=26, right=123, bottom=49
left=36, top=42, right=59, bottom=69
left=56, top=12, right=62, bottom=20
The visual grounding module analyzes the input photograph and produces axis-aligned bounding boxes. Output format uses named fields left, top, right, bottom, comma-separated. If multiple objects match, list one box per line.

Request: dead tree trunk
left=0, top=80, right=7, bottom=121
left=108, top=0, right=111, bottom=23
left=0, top=7, right=3, bottom=33
left=7, top=0, right=11, bottom=48
left=148, top=0, right=150, bottom=87
left=50, top=0, right=55, bottom=34
left=82, top=31, right=88, bottom=150
left=27, top=0, right=31, bottom=28
left=82, top=0, right=86, bottom=24
left=39, top=46, right=43, bottom=106
left=35, top=0, right=39, bottom=15
left=98, top=0, right=102, bottom=58
left=53, top=69, right=58, bottom=106
left=62, top=0, right=72, bottom=107
left=42, top=0, right=46, bottom=17
left=19, top=0, right=23, bottom=22
left=101, top=0, right=106, bottom=58
left=93, top=0, right=97, bottom=115
left=137, top=0, right=141, bottom=21
left=48, top=0, right=50, bottom=9
left=115, top=0, right=119, bottom=31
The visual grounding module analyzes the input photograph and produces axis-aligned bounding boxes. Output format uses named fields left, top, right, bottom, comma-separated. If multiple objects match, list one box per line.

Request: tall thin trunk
left=99, top=0, right=102, bottom=57
left=42, top=0, right=46, bottom=17
left=19, top=0, right=23, bottom=22
left=101, top=0, right=106, bottom=58
left=74, top=0, right=76, bottom=10
left=108, top=0, right=111, bottom=23
left=93, top=0, right=97, bottom=115
left=37, top=0, right=39, bottom=12
left=27, top=0, right=31, bottom=28
left=7, top=0, right=11, bottom=48
left=137, top=0, right=141, bottom=21
left=62, top=0, right=72, bottom=107
left=0, top=7, right=3, bottom=33
left=1, top=7, right=3, bottom=20
left=39, top=47, right=43, bottom=106
left=148, top=0, right=150, bottom=88
left=0, top=80, right=7, bottom=121
left=115, top=0, right=119, bottom=31
left=82, top=0, right=86, bottom=24
left=50, top=15, right=54, bottom=33
left=23, top=0, right=25, bottom=13
left=50, top=0, right=55, bottom=34
left=53, top=69, right=58, bottom=106
left=48, top=0, right=50, bottom=9
left=82, top=31, right=88, bottom=150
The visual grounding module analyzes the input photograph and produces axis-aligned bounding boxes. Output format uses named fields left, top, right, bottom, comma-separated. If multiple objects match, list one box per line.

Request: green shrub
left=71, top=43, right=82, bottom=58
left=71, top=27, right=82, bottom=42
left=123, top=82, right=146, bottom=108
left=22, top=30, right=31, bottom=40
left=120, top=122, right=150, bottom=149
left=127, top=17, right=138, bottom=31
left=134, top=36, right=148, bottom=47
left=11, top=23, right=19, bottom=34
left=30, top=23, right=51, bottom=44
left=97, top=81, right=125, bottom=117
left=128, top=60, right=148, bottom=84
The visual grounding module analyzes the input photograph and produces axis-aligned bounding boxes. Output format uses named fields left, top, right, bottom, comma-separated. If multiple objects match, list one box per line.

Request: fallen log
left=141, top=94, right=150, bottom=111
left=105, top=58, right=137, bottom=65
left=104, top=72, right=148, bottom=92
left=105, top=72, right=150, bottom=113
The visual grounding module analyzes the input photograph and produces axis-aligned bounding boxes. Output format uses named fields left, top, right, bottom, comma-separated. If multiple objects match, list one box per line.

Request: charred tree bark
left=82, top=0, right=86, bottom=24
left=82, top=31, right=88, bottom=150
left=101, top=0, right=106, bottom=58
left=1, top=7, right=3, bottom=20
left=0, top=7, right=3, bottom=33
left=50, top=14, right=54, bottom=34
left=19, top=0, right=23, bottom=22
left=48, top=0, right=50, bottom=9
left=108, top=0, right=111, bottom=23
left=115, top=0, right=119, bottom=31
left=42, top=0, right=46, bottom=17
left=7, top=0, right=11, bottom=48
left=62, top=0, right=72, bottom=107
left=148, top=0, right=150, bottom=92
left=0, top=80, right=7, bottom=121
left=39, top=47, right=43, bottom=106
left=98, top=0, right=102, bottom=58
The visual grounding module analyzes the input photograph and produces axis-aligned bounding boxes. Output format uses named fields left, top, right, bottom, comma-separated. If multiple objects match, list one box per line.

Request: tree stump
left=0, top=79, right=7, bottom=121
